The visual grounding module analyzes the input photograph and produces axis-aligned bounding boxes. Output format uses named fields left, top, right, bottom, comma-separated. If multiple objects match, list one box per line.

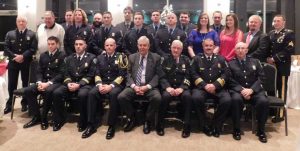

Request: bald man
left=228, top=42, right=268, bottom=143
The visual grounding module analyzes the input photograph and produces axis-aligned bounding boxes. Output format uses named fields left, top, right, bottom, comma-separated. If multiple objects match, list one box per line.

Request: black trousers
left=118, top=88, right=161, bottom=122
left=52, top=85, right=91, bottom=126
left=192, top=89, right=231, bottom=130
left=24, top=83, right=61, bottom=118
left=230, top=91, right=269, bottom=132
left=158, top=90, right=192, bottom=125
left=6, top=62, right=30, bottom=106
left=87, top=86, right=122, bottom=127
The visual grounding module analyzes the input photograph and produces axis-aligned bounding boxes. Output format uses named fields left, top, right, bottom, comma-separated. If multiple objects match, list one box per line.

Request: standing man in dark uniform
left=52, top=37, right=95, bottom=132
left=3, top=16, right=37, bottom=114
left=146, top=10, right=165, bottom=37
left=122, top=12, right=154, bottom=55
left=244, top=15, right=269, bottom=61
left=92, top=11, right=122, bottom=55
left=266, top=15, right=295, bottom=99
left=23, top=36, right=66, bottom=130
left=157, top=40, right=192, bottom=138
left=191, top=38, right=231, bottom=138
left=82, top=38, right=128, bottom=139
left=155, top=12, right=187, bottom=58
left=229, top=42, right=269, bottom=143
left=115, top=6, right=134, bottom=38
left=177, top=11, right=196, bottom=36
left=64, top=8, right=93, bottom=56
left=61, top=10, right=73, bottom=31
left=210, top=11, right=224, bottom=35
left=118, top=36, right=162, bottom=134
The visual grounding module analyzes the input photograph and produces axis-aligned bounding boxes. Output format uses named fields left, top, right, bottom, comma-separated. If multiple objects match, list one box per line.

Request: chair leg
left=251, top=106, right=255, bottom=134
left=284, top=106, right=288, bottom=136
left=11, top=95, right=16, bottom=120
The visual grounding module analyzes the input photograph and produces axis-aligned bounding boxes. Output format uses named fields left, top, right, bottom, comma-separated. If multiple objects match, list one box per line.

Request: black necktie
left=182, top=25, right=186, bottom=31
left=155, top=25, right=158, bottom=32
left=105, top=28, right=109, bottom=34
left=136, top=29, right=140, bottom=34
left=20, top=31, right=23, bottom=35
left=169, top=28, right=173, bottom=36
left=126, top=24, right=130, bottom=29
left=50, top=53, right=53, bottom=58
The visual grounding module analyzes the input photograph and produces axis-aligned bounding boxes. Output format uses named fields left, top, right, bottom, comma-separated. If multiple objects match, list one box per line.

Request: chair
left=252, top=63, right=288, bottom=136
left=11, top=57, right=39, bottom=119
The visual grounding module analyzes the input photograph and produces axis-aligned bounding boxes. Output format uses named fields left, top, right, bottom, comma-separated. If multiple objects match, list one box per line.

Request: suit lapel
left=145, top=53, right=153, bottom=83
left=248, top=31, right=260, bottom=48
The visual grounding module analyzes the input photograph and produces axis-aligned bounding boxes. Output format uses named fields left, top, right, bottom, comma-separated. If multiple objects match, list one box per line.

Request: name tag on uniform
left=252, top=65, right=256, bottom=70
left=85, top=62, right=88, bottom=67
left=112, top=33, right=115, bottom=37
left=84, top=31, right=87, bottom=36
left=27, top=36, right=30, bottom=40
left=218, top=63, right=221, bottom=68
left=182, top=64, right=186, bottom=71
left=200, top=68, right=205, bottom=70
left=177, top=36, right=180, bottom=40
left=115, top=60, right=118, bottom=64
left=166, top=67, right=171, bottom=70
left=10, top=40, right=15, bottom=43
left=55, top=59, right=58, bottom=63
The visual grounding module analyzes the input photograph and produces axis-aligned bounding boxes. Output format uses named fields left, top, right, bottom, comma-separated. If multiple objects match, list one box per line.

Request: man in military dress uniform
left=191, top=38, right=231, bottom=138
left=146, top=10, right=165, bottom=37
left=4, top=16, right=37, bottom=114
left=91, top=11, right=122, bottom=55
left=82, top=38, right=127, bottom=139
left=155, top=12, right=187, bottom=58
left=266, top=15, right=295, bottom=99
left=229, top=42, right=269, bottom=143
left=23, top=36, right=66, bottom=130
left=122, top=11, right=154, bottom=55
left=157, top=40, right=192, bottom=138
left=64, top=8, right=93, bottom=56
left=52, top=37, right=95, bottom=131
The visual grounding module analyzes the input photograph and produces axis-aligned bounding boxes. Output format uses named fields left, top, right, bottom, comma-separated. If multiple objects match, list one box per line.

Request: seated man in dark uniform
left=191, top=38, right=231, bottom=138
left=118, top=36, right=162, bottom=134
left=229, top=42, right=269, bottom=143
left=52, top=37, right=96, bottom=132
left=23, top=36, right=66, bottom=130
left=157, top=40, right=192, bottom=138
left=82, top=38, right=127, bottom=139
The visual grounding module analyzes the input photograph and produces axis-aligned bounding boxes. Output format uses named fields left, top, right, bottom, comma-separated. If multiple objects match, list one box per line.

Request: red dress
left=219, top=29, right=243, bottom=61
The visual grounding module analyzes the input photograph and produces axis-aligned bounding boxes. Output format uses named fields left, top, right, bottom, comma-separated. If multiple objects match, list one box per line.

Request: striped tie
left=136, top=56, right=145, bottom=86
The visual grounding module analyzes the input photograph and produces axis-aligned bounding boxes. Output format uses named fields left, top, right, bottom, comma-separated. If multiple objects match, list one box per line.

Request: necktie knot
left=207, top=56, right=211, bottom=61
left=155, top=25, right=158, bottom=31
left=105, top=28, right=109, bottom=33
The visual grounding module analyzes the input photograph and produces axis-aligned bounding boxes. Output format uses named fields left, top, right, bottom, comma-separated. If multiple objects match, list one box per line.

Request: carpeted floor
left=0, top=103, right=300, bottom=151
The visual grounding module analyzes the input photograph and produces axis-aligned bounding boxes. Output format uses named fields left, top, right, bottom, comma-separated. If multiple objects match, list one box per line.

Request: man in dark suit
left=115, top=6, right=134, bottom=37
left=82, top=38, right=127, bottom=139
left=244, top=15, right=269, bottom=62
left=158, top=40, right=192, bottom=138
left=209, top=11, right=224, bottom=35
left=52, top=37, right=96, bottom=132
left=146, top=10, right=165, bottom=37
left=61, top=10, right=73, bottom=31
left=155, top=12, right=187, bottom=58
left=91, top=11, right=122, bottom=55
left=229, top=42, right=269, bottom=143
left=191, top=38, right=231, bottom=138
left=118, top=36, right=162, bottom=134
left=266, top=15, right=295, bottom=100
left=3, top=16, right=37, bottom=114
left=122, top=11, right=154, bottom=55
left=64, top=8, right=93, bottom=56
left=23, top=36, right=66, bottom=130
left=177, top=11, right=196, bottom=36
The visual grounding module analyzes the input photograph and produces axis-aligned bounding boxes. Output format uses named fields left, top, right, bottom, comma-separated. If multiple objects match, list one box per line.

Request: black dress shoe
left=78, top=126, right=87, bottom=132
left=182, top=124, right=190, bottom=138
left=156, top=125, right=164, bottom=136
left=4, top=106, right=11, bottom=114
left=123, top=118, right=135, bottom=132
left=41, top=120, right=49, bottom=130
left=143, top=121, right=151, bottom=134
left=53, top=122, right=64, bottom=131
left=232, top=129, right=241, bottom=140
left=82, top=126, right=97, bottom=139
left=203, top=125, right=212, bottom=137
left=212, top=128, right=220, bottom=138
left=256, top=131, right=267, bottom=143
left=106, top=126, right=115, bottom=140
left=21, top=105, right=28, bottom=112
left=23, top=116, right=41, bottom=128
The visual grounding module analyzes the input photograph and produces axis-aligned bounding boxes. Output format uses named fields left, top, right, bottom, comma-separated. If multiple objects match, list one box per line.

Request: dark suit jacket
left=177, top=23, right=196, bottom=36
left=210, top=24, right=224, bottom=35
left=126, top=52, right=162, bottom=88
left=243, top=30, right=269, bottom=61
left=146, top=23, right=165, bottom=37
left=115, top=21, right=134, bottom=37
